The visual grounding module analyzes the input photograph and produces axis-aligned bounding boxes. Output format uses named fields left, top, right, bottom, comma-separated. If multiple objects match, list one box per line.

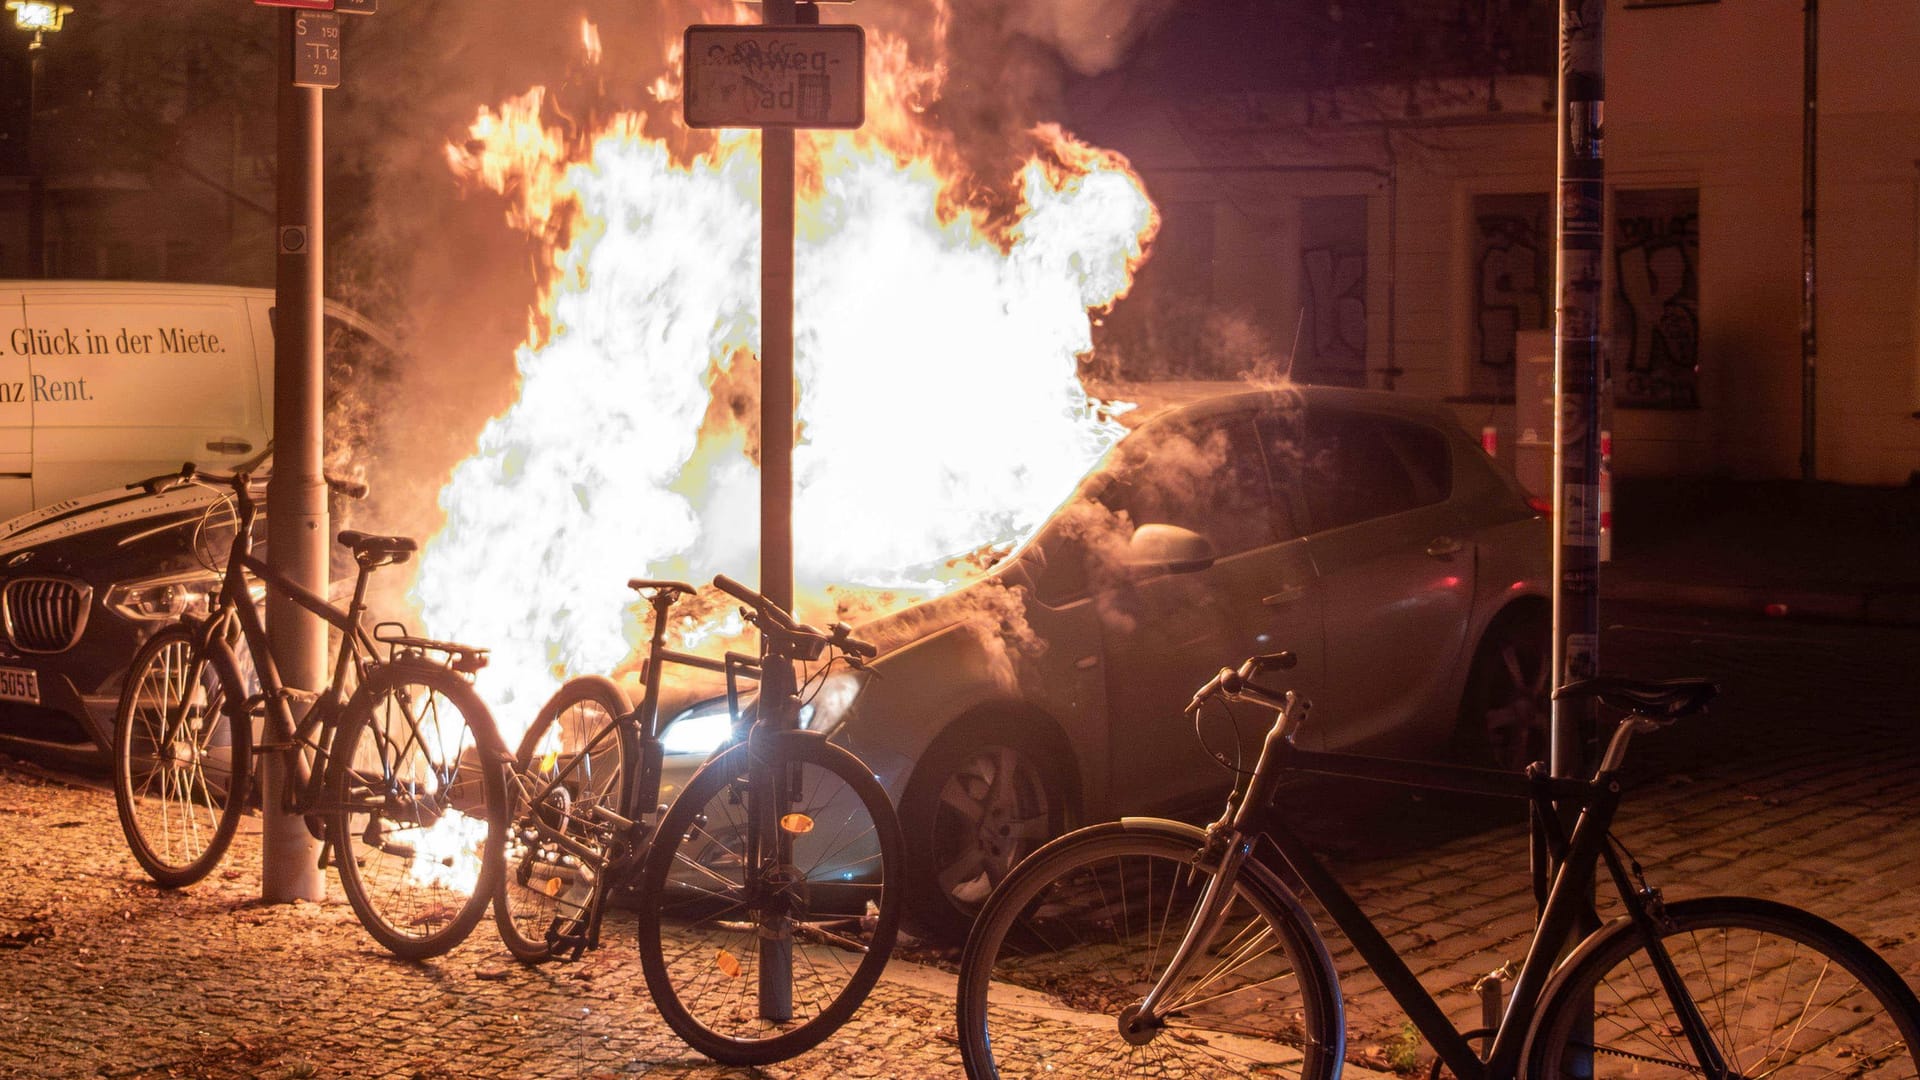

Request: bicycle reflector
left=780, top=813, right=816, bottom=835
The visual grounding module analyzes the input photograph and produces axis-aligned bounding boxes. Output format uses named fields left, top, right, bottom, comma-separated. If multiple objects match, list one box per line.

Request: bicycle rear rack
left=373, top=621, right=490, bottom=676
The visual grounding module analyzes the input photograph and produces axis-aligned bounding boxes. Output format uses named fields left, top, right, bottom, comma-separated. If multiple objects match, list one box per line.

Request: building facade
left=1078, top=0, right=1920, bottom=487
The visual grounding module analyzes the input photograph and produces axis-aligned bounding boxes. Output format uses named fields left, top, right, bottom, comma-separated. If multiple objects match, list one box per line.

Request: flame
left=414, top=17, right=1157, bottom=730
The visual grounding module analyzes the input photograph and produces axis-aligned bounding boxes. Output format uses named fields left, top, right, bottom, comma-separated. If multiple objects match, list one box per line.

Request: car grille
left=3, top=577, right=93, bottom=653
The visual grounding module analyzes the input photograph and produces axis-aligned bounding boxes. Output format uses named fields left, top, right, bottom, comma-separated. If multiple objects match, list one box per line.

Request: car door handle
left=205, top=439, right=253, bottom=455
left=1425, top=536, right=1463, bottom=558
left=1262, top=586, right=1310, bottom=606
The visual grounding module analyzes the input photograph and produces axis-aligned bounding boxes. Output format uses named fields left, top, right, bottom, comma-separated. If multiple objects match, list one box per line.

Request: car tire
left=898, top=717, right=1073, bottom=942
left=1454, top=604, right=1551, bottom=772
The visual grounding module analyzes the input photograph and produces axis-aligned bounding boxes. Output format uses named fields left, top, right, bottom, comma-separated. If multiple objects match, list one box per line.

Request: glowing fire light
left=413, top=17, right=1157, bottom=729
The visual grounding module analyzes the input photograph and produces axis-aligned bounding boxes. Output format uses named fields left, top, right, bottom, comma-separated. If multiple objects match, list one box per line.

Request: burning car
left=650, top=382, right=1551, bottom=937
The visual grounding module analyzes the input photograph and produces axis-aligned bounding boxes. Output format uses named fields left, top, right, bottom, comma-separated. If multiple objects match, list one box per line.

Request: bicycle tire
left=1525, top=895, right=1920, bottom=1080
left=495, top=675, right=634, bottom=963
left=111, top=624, right=252, bottom=889
left=956, top=819, right=1345, bottom=1080
left=636, top=730, right=904, bottom=1065
left=328, top=657, right=506, bottom=960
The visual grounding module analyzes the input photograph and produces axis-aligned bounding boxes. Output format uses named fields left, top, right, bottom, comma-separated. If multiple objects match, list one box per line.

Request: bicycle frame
left=184, top=481, right=382, bottom=813
left=1152, top=719, right=1666, bottom=1080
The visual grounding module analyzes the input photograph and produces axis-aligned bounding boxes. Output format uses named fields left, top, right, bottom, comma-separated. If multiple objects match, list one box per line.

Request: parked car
left=653, top=383, right=1552, bottom=937
left=0, top=452, right=265, bottom=752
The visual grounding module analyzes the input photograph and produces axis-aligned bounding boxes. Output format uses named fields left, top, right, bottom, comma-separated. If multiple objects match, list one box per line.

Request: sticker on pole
left=683, top=24, right=864, bottom=130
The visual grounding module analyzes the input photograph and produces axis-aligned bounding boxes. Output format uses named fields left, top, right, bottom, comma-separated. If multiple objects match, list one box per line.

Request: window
left=1470, top=193, right=1553, bottom=401
left=1029, top=411, right=1283, bottom=606
left=1612, top=188, right=1701, bottom=409
left=1301, top=410, right=1450, bottom=531
left=1298, top=194, right=1369, bottom=387
left=1100, top=413, right=1278, bottom=558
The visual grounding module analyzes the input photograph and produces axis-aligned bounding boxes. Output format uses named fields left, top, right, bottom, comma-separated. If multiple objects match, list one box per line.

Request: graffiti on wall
left=1613, top=188, right=1700, bottom=409
left=1471, top=194, right=1553, bottom=399
left=1301, top=246, right=1367, bottom=386
left=1298, top=195, right=1368, bottom=387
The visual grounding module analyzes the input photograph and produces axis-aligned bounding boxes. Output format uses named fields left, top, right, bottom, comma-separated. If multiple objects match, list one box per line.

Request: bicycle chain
left=1580, top=1039, right=1704, bottom=1074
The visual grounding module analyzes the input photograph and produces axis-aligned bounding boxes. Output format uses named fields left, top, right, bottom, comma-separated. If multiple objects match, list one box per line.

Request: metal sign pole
left=263, top=6, right=329, bottom=902
left=760, top=0, right=797, bottom=617
left=755, top=0, right=800, bottom=1026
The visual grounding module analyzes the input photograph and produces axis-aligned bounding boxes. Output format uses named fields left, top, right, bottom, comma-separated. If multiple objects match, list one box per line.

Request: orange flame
left=415, top=18, right=1158, bottom=729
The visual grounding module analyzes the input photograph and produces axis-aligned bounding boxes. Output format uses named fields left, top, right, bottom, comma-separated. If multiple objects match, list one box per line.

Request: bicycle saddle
left=1553, top=675, right=1718, bottom=718
left=627, top=578, right=696, bottom=596
left=337, top=530, right=418, bottom=566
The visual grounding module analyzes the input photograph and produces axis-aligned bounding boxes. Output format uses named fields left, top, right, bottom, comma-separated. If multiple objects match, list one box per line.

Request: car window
left=1099, top=413, right=1277, bottom=558
left=1301, top=409, right=1451, bottom=531
left=1031, top=411, right=1283, bottom=607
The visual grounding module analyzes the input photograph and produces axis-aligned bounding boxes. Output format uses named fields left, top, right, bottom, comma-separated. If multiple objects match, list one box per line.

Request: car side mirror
left=1125, top=523, right=1216, bottom=576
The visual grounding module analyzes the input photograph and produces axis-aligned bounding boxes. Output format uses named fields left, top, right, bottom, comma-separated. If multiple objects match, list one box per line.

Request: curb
left=1605, top=577, right=1920, bottom=626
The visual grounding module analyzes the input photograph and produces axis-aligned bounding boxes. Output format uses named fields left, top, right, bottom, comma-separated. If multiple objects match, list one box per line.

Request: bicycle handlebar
left=710, top=574, right=878, bottom=659
left=1186, top=651, right=1296, bottom=714
left=154, top=461, right=367, bottom=501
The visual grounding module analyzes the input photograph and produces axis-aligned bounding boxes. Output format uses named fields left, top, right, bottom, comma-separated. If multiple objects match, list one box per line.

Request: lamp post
left=8, top=0, right=70, bottom=278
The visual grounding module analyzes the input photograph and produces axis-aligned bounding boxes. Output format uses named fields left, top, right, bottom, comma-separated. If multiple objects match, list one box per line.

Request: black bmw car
left=0, top=458, right=260, bottom=754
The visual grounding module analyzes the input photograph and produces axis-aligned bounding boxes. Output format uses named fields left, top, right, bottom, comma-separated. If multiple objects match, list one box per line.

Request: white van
left=0, top=280, right=391, bottom=520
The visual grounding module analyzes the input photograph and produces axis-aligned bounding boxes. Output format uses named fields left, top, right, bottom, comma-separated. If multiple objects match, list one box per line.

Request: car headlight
left=103, top=570, right=222, bottom=622
left=659, top=669, right=869, bottom=755
left=660, top=697, right=738, bottom=757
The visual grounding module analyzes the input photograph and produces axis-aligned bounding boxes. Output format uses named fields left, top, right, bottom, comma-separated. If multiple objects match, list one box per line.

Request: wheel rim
left=930, top=744, right=1054, bottom=909
left=122, top=638, right=237, bottom=873
left=500, top=690, right=624, bottom=956
left=644, top=739, right=898, bottom=1059
left=1478, top=624, right=1549, bottom=772
left=962, top=830, right=1337, bottom=1079
left=336, top=675, right=492, bottom=952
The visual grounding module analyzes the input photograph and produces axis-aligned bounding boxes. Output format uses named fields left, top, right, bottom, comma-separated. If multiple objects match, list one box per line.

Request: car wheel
left=899, top=719, right=1072, bottom=942
left=1455, top=606, right=1551, bottom=772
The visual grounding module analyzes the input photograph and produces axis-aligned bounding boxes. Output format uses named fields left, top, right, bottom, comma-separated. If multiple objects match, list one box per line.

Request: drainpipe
left=1800, top=0, right=1818, bottom=481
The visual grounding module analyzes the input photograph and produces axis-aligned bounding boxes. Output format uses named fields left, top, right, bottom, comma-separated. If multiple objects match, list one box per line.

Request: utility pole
left=1552, top=0, right=1604, bottom=779
left=262, top=6, right=330, bottom=902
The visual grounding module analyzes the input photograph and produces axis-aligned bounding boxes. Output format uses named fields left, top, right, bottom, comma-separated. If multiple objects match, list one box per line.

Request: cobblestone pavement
left=4, top=615, right=1917, bottom=1079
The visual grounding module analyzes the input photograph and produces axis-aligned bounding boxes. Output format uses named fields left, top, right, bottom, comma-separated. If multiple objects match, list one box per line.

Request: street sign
left=684, top=24, right=864, bottom=129
left=255, top=0, right=333, bottom=9
left=292, top=11, right=340, bottom=89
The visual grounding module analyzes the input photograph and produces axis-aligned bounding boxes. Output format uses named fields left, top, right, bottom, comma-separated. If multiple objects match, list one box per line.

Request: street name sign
left=683, top=24, right=864, bottom=129
left=292, top=11, right=340, bottom=88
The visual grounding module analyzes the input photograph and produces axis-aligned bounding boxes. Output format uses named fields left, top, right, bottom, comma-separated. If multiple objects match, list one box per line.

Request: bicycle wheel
left=329, top=657, right=505, bottom=960
left=956, top=819, right=1344, bottom=1080
left=495, top=675, right=634, bottom=962
left=1526, top=896, right=1920, bottom=1080
left=637, top=730, right=904, bottom=1065
left=112, top=624, right=252, bottom=889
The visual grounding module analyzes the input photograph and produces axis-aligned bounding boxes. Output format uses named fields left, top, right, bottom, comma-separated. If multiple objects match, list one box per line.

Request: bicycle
left=956, top=651, right=1920, bottom=1079
left=494, top=573, right=904, bottom=1065
left=110, top=455, right=510, bottom=960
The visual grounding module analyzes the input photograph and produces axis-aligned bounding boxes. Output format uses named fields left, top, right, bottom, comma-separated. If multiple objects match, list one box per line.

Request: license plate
left=0, top=666, right=40, bottom=704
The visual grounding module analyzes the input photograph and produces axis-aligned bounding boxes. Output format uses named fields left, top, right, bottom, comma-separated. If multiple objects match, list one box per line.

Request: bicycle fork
left=1134, top=688, right=1310, bottom=1036
left=1130, top=826, right=1258, bottom=1038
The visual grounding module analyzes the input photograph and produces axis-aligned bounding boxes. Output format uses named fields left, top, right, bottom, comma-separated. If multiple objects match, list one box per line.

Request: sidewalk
left=1603, top=475, right=1920, bottom=624
left=6, top=656, right=1916, bottom=1078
